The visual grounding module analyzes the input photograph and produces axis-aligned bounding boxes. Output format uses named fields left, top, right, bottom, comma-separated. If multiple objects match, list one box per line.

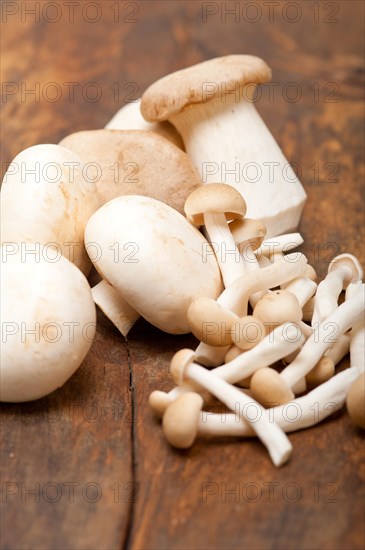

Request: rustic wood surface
left=1, top=1, right=364, bottom=549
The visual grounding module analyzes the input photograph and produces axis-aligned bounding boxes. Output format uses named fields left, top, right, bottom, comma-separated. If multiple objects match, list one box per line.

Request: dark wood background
left=1, top=1, right=364, bottom=549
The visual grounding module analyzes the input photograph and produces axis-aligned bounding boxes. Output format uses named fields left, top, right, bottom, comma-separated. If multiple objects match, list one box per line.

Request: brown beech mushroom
left=105, top=98, right=184, bottom=149
left=187, top=297, right=239, bottom=347
left=253, top=289, right=303, bottom=332
left=163, top=392, right=204, bottom=448
left=141, top=55, right=306, bottom=237
left=250, top=367, right=295, bottom=407
left=184, top=183, right=247, bottom=286
left=168, top=349, right=292, bottom=466
left=60, top=129, right=200, bottom=214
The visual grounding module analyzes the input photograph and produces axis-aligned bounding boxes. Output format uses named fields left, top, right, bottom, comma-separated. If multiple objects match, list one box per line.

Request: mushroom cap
left=148, top=390, right=172, bottom=417
left=253, top=290, right=303, bottom=327
left=230, top=218, right=267, bottom=252
left=85, top=196, right=223, bottom=334
left=162, top=392, right=204, bottom=448
left=328, top=253, right=363, bottom=288
left=59, top=129, right=200, bottom=214
left=105, top=99, right=184, bottom=149
left=232, top=315, right=267, bottom=351
left=0, top=144, right=99, bottom=275
left=0, top=246, right=96, bottom=402
left=184, top=183, right=247, bottom=226
left=141, top=55, right=271, bottom=122
left=187, top=297, right=239, bottom=347
left=306, top=357, right=335, bottom=387
left=170, top=349, right=195, bottom=384
left=250, top=367, right=294, bottom=407
left=306, top=264, right=317, bottom=282
left=346, top=372, right=365, bottom=429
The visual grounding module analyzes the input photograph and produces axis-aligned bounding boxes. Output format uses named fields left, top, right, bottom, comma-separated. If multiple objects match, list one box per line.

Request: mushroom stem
left=170, top=93, right=306, bottom=237
left=150, top=323, right=305, bottom=414
left=175, top=359, right=292, bottom=466
left=204, top=212, right=246, bottom=286
left=255, top=233, right=304, bottom=260
left=346, top=281, right=365, bottom=372
left=195, top=252, right=308, bottom=366
left=280, top=285, right=365, bottom=389
left=198, top=368, right=360, bottom=437
left=282, top=277, right=317, bottom=308
left=91, top=279, right=140, bottom=337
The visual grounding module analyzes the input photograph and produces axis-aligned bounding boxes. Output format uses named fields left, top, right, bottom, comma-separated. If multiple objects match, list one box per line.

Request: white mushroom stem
left=91, top=280, right=140, bottom=337
left=198, top=367, right=360, bottom=437
left=196, top=252, right=308, bottom=366
left=255, top=233, right=304, bottom=260
left=180, top=361, right=292, bottom=466
left=346, top=281, right=365, bottom=372
left=282, top=277, right=317, bottom=308
left=162, top=323, right=305, bottom=405
left=280, top=285, right=365, bottom=389
left=325, top=334, right=350, bottom=365
left=170, top=94, right=306, bottom=238
left=203, top=212, right=246, bottom=286
left=312, top=266, right=352, bottom=325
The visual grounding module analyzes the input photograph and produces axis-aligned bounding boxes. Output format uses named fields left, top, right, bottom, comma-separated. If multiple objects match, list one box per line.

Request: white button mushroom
left=84, top=195, right=223, bottom=334
left=0, top=246, right=96, bottom=402
left=1, top=144, right=99, bottom=275
left=141, top=55, right=307, bottom=237
left=105, top=98, right=184, bottom=149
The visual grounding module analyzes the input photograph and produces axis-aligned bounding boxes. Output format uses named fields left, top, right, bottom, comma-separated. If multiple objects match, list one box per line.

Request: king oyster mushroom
left=84, top=195, right=223, bottom=334
left=141, top=55, right=306, bottom=237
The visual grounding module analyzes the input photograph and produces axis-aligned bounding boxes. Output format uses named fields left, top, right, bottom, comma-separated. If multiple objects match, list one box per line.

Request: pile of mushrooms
left=1, top=55, right=364, bottom=466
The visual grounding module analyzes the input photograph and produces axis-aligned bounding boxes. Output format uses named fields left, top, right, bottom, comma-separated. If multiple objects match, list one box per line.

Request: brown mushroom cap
left=170, top=349, right=195, bottom=385
left=250, top=367, right=294, bottom=407
left=184, top=183, right=247, bottom=226
left=141, top=55, right=272, bottom=122
left=230, top=218, right=267, bottom=252
left=162, top=392, right=204, bottom=448
left=306, top=357, right=335, bottom=387
left=59, top=129, right=201, bottom=214
left=346, top=372, right=365, bottom=429
left=328, top=254, right=363, bottom=288
left=253, top=290, right=303, bottom=328
left=187, top=297, right=239, bottom=347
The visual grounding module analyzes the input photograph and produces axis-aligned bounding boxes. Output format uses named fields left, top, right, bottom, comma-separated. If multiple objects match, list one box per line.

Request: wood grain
left=1, top=2, right=364, bottom=549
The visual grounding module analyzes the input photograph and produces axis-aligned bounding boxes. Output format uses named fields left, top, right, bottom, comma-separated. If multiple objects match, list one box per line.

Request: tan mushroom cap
left=141, top=55, right=272, bottom=122
left=253, top=290, right=303, bottom=328
left=306, top=357, right=335, bottom=387
left=162, top=392, right=204, bottom=448
left=184, top=183, right=247, bottom=226
left=250, top=367, right=294, bottom=407
left=59, top=129, right=201, bottom=214
left=232, top=315, right=267, bottom=351
left=230, top=218, right=267, bottom=252
left=187, top=297, right=239, bottom=347
left=170, top=349, right=195, bottom=385
left=346, top=372, right=365, bottom=429
left=328, top=253, right=363, bottom=288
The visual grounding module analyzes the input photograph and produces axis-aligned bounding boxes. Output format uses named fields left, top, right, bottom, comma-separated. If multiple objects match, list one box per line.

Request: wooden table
left=1, top=2, right=364, bottom=549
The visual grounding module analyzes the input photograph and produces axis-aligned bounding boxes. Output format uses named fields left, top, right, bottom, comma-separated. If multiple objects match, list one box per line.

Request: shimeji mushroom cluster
left=1, top=55, right=364, bottom=465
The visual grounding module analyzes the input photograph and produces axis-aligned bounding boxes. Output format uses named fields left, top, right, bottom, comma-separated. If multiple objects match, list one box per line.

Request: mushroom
left=345, top=281, right=364, bottom=373
left=141, top=55, right=307, bottom=238
left=1, top=144, right=99, bottom=275
left=195, top=252, right=308, bottom=366
left=59, top=129, right=201, bottom=214
left=346, top=372, right=365, bottom=429
left=280, top=284, right=365, bottom=393
left=312, top=253, right=363, bottom=325
left=149, top=322, right=305, bottom=415
left=187, top=297, right=239, bottom=347
left=252, top=289, right=303, bottom=332
left=0, top=245, right=96, bottom=402
left=105, top=98, right=184, bottom=149
left=168, top=349, right=292, bottom=466
left=184, top=183, right=247, bottom=286
left=198, top=368, right=360, bottom=437
left=84, top=195, right=222, bottom=334
left=163, top=392, right=204, bottom=448
left=255, top=232, right=304, bottom=260
left=305, top=333, right=350, bottom=388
